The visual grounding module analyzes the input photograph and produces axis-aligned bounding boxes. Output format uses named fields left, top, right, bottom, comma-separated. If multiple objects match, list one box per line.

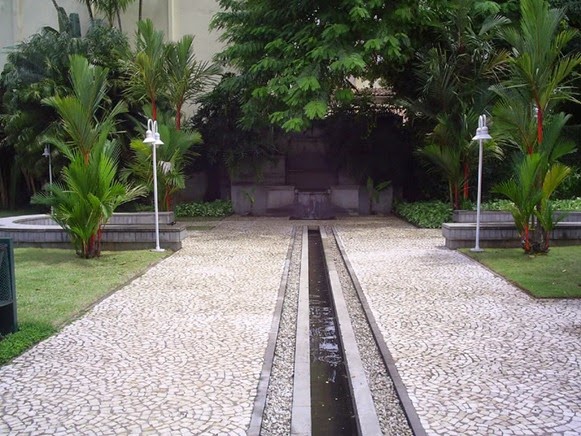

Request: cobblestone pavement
left=336, top=216, right=581, bottom=435
left=2, top=216, right=580, bottom=435
left=0, top=218, right=292, bottom=435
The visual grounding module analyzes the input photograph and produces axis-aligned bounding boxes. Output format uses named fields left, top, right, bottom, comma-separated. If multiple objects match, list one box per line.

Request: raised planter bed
left=443, top=210, right=581, bottom=249
left=0, top=212, right=186, bottom=251
left=453, top=210, right=581, bottom=223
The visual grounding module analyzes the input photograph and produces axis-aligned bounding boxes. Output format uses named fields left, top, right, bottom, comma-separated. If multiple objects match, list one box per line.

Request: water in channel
left=308, top=229, right=357, bottom=435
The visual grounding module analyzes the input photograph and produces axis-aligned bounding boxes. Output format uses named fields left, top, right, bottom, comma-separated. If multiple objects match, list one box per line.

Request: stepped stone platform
left=0, top=212, right=186, bottom=251
left=442, top=210, right=581, bottom=249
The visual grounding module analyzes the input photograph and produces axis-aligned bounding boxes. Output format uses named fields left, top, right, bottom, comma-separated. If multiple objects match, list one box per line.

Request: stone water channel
left=253, top=226, right=421, bottom=435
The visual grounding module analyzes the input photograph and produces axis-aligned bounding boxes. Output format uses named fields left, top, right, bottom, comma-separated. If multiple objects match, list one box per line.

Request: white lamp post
left=143, top=119, right=165, bottom=252
left=42, top=144, right=53, bottom=187
left=42, top=144, right=53, bottom=215
left=471, top=114, right=492, bottom=252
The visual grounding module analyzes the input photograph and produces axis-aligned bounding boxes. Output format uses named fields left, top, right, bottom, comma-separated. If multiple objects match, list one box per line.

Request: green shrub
left=552, top=197, right=581, bottom=210
left=175, top=200, right=233, bottom=218
left=394, top=201, right=452, bottom=228
left=477, top=198, right=581, bottom=211
left=480, top=199, right=515, bottom=211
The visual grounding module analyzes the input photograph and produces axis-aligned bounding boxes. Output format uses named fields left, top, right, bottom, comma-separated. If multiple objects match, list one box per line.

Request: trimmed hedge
left=175, top=200, right=233, bottom=218
left=394, top=201, right=453, bottom=228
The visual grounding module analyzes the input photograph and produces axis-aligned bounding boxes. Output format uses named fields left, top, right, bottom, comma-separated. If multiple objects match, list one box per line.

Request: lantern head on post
left=143, top=118, right=165, bottom=252
left=472, top=115, right=492, bottom=141
left=470, top=114, right=492, bottom=253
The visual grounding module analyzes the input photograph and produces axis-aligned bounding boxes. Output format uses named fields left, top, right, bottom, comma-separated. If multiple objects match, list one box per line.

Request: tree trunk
left=85, top=0, right=94, bottom=22
left=138, top=0, right=143, bottom=21
left=164, top=187, right=172, bottom=212
left=176, top=100, right=183, bottom=130
left=117, top=9, right=123, bottom=31
left=463, top=162, right=469, bottom=201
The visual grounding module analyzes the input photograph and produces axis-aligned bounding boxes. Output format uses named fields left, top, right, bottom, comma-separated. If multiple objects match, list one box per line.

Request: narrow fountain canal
left=308, top=229, right=357, bottom=435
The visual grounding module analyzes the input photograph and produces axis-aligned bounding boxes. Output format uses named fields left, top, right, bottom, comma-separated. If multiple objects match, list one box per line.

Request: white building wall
left=0, top=0, right=223, bottom=69
left=0, top=0, right=90, bottom=67
left=170, top=0, right=223, bottom=63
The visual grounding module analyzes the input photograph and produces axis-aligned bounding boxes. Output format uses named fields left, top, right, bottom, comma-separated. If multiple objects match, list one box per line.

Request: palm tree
left=44, top=55, right=127, bottom=165
left=34, top=144, right=145, bottom=257
left=79, top=0, right=136, bottom=30
left=491, top=0, right=580, bottom=253
left=123, top=19, right=167, bottom=121
left=411, top=4, right=508, bottom=207
left=493, top=0, right=581, bottom=154
left=34, top=55, right=145, bottom=258
left=123, top=110, right=201, bottom=211
left=165, top=35, right=221, bottom=130
left=492, top=113, right=576, bottom=253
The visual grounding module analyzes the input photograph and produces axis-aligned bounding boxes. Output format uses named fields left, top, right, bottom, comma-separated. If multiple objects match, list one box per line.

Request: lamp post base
left=470, top=247, right=484, bottom=253
left=151, top=248, right=166, bottom=253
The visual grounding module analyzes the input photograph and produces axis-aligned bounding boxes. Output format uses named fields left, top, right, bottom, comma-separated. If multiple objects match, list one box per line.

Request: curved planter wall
left=0, top=212, right=186, bottom=251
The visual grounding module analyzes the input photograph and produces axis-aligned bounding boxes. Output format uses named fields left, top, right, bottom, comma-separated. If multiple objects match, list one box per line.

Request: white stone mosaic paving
left=336, top=216, right=581, bottom=435
left=0, top=218, right=292, bottom=435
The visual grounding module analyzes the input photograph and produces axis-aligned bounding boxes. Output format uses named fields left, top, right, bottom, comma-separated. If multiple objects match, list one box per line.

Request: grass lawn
left=0, top=248, right=168, bottom=365
left=463, top=246, right=581, bottom=298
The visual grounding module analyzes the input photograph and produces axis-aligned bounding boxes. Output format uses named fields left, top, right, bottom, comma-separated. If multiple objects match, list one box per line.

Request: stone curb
left=320, top=227, right=382, bottom=435
left=291, top=226, right=311, bottom=436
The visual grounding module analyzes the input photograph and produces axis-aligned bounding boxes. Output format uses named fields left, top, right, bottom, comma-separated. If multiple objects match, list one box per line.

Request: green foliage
left=32, top=56, right=145, bottom=258
left=553, top=197, right=581, bottom=210
left=81, top=0, right=136, bottom=29
left=123, top=110, right=202, bottom=211
left=165, top=34, right=221, bottom=129
left=493, top=152, right=572, bottom=253
left=189, top=74, right=283, bottom=177
left=212, top=0, right=433, bottom=131
left=492, top=0, right=581, bottom=155
left=43, top=55, right=127, bottom=163
left=491, top=0, right=580, bottom=254
left=409, top=0, right=508, bottom=208
left=479, top=197, right=581, bottom=210
left=480, top=199, right=515, bottom=210
left=175, top=200, right=233, bottom=218
left=0, top=21, right=130, bottom=208
left=394, top=200, right=453, bottom=228
left=122, top=19, right=167, bottom=120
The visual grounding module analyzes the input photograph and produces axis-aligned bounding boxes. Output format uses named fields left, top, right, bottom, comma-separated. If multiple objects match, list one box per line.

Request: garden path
left=0, top=216, right=579, bottom=435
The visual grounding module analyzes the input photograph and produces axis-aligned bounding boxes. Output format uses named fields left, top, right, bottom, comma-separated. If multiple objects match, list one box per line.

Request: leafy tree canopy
left=211, top=0, right=524, bottom=132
